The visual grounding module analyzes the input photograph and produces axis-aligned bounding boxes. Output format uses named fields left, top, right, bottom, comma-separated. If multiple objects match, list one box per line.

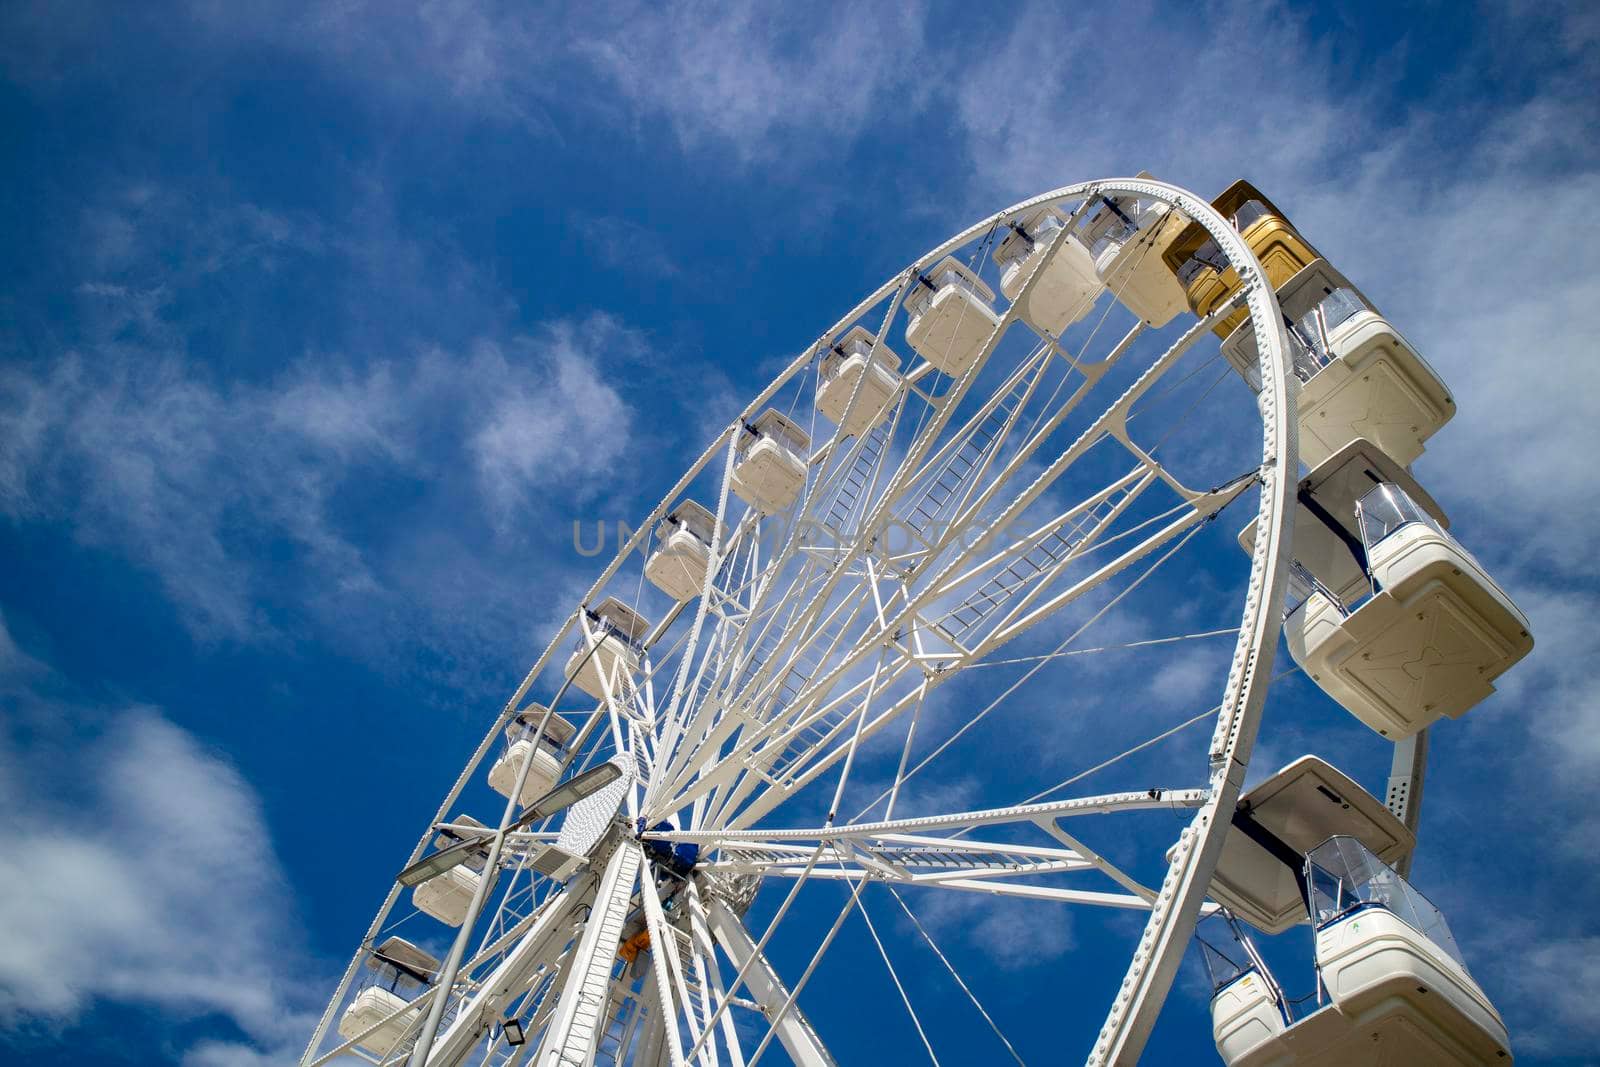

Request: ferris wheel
left=302, top=177, right=1531, bottom=1067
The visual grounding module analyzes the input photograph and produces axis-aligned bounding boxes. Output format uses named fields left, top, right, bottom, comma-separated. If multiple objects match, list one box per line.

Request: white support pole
left=1386, top=728, right=1428, bottom=876
left=539, top=844, right=643, bottom=1066
left=423, top=876, right=596, bottom=1067
left=704, top=899, right=837, bottom=1067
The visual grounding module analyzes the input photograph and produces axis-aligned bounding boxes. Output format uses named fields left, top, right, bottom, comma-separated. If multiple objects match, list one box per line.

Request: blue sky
left=1, top=2, right=1597, bottom=1064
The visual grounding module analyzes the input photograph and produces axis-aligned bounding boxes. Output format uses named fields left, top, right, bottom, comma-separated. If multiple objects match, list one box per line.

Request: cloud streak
left=0, top=624, right=313, bottom=1060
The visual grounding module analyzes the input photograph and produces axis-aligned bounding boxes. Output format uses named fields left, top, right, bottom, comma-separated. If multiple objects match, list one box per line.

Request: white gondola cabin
left=337, top=937, right=438, bottom=1055
left=488, top=705, right=575, bottom=804
left=905, top=255, right=1002, bottom=375
left=1239, top=439, right=1451, bottom=608
left=644, top=500, right=725, bottom=601
left=1201, top=843, right=1511, bottom=1067
left=1079, top=187, right=1189, bottom=328
left=1287, top=482, right=1533, bottom=739
left=993, top=209, right=1103, bottom=338
left=1197, top=912, right=1292, bottom=1065
left=730, top=409, right=810, bottom=514
left=816, top=326, right=902, bottom=436
left=411, top=813, right=488, bottom=926
left=1305, top=837, right=1511, bottom=1064
left=1210, top=755, right=1414, bottom=936
left=1220, top=259, right=1454, bottom=467
left=566, top=597, right=651, bottom=701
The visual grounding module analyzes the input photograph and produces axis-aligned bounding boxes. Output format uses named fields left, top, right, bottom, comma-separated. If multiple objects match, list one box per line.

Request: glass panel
left=1356, top=483, right=1441, bottom=555
left=1176, top=238, right=1229, bottom=287
left=905, top=279, right=937, bottom=318
left=1284, top=560, right=1344, bottom=619
left=1176, top=257, right=1205, bottom=288
left=1283, top=320, right=1325, bottom=383
left=1235, top=331, right=1264, bottom=393
left=1286, top=289, right=1372, bottom=384
left=994, top=229, right=1032, bottom=269
left=1232, top=199, right=1273, bottom=232
left=842, top=334, right=874, bottom=359
left=513, top=721, right=565, bottom=750
left=998, top=212, right=1065, bottom=267
left=1318, top=288, right=1367, bottom=333
left=584, top=615, right=641, bottom=649
left=1304, top=836, right=1468, bottom=970
left=1031, top=213, right=1066, bottom=243
left=818, top=351, right=844, bottom=384
left=1234, top=319, right=1317, bottom=390
left=1079, top=198, right=1137, bottom=256
left=1199, top=936, right=1250, bottom=991
left=747, top=415, right=806, bottom=454
left=1196, top=912, right=1257, bottom=989
left=933, top=265, right=987, bottom=302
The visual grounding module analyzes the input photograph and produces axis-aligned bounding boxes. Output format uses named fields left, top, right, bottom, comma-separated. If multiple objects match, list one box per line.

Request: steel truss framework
left=304, top=178, right=1298, bottom=1067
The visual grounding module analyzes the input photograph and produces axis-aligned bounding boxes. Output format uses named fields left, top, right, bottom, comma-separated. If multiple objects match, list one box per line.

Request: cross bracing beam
left=703, top=899, right=837, bottom=1067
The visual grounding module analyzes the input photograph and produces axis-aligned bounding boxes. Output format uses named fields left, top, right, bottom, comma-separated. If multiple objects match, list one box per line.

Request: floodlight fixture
left=509, top=761, right=624, bottom=831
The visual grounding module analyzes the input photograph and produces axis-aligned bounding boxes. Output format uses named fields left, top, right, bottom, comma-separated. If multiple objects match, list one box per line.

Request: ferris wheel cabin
left=1220, top=258, right=1455, bottom=467
left=488, top=704, right=576, bottom=804
left=817, top=325, right=903, bottom=436
left=992, top=208, right=1104, bottom=337
left=1238, top=441, right=1532, bottom=738
left=410, top=814, right=488, bottom=926
left=566, top=597, right=652, bottom=700
left=1239, top=440, right=1451, bottom=607
left=645, top=499, right=725, bottom=601
left=730, top=409, right=811, bottom=514
left=1078, top=188, right=1189, bottom=328
left=1164, top=180, right=1322, bottom=338
left=905, top=255, right=1002, bottom=374
left=337, top=937, right=438, bottom=1055
left=1202, top=838, right=1511, bottom=1066
left=1286, top=482, right=1533, bottom=739
left=1209, top=755, right=1414, bottom=936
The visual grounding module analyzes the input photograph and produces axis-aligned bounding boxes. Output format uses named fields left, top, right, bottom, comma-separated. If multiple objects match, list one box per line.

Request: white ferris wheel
left=302, top=177, right=1532, bottom=1067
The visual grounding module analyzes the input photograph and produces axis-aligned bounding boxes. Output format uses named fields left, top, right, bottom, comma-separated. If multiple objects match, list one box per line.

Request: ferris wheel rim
left=302, top=176, right=1299, bottom=1067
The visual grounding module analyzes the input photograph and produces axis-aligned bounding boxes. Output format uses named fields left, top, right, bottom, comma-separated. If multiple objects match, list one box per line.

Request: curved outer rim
left=301, top=178, right=1297, bottom=1067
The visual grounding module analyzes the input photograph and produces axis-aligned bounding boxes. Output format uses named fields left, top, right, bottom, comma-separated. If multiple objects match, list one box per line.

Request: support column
left=704, top=898, right=837, bottom=1067
left=540, top=844, right=643, bottom=1065
left=425, top=875, right=596, bottom=1066
left=1386, top=728, right=1428, bottom=876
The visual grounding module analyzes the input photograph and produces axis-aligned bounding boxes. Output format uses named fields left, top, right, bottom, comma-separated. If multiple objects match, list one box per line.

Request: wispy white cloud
left=906, top=886, right=1075, bottom=972
left=0, top=662, right=312, bottom=1060
left=469, top=320, right=638, bottom=527
left=1495, top=933, right=1600, bottom=1057
left=5, top=1, right=935, bottom=166
left=0, top=326, right=642, bottom=646
left=574, top=214, right=683, bottom=280
left=0, top=350, right=380, bottom=639
left=0, top=614, right=43, bottom=680
left=575, top=2, right=930, bottom=161
left=1, top=178, right=647, bottom=651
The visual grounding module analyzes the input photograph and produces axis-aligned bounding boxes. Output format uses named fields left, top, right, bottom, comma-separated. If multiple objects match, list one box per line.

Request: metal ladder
left=756, top=697, right=856, bottom=790
left=819, top=419, right=892, bottom=537
left=665, top=924, right=713, bottom=1043
left=550, top=847, right=642, bottom=1065
left=904, top=378, right=1030, bottom=540
left=590, top=984, right=639, bottom=1067
left=940, top=490, right=1125, bottom=642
